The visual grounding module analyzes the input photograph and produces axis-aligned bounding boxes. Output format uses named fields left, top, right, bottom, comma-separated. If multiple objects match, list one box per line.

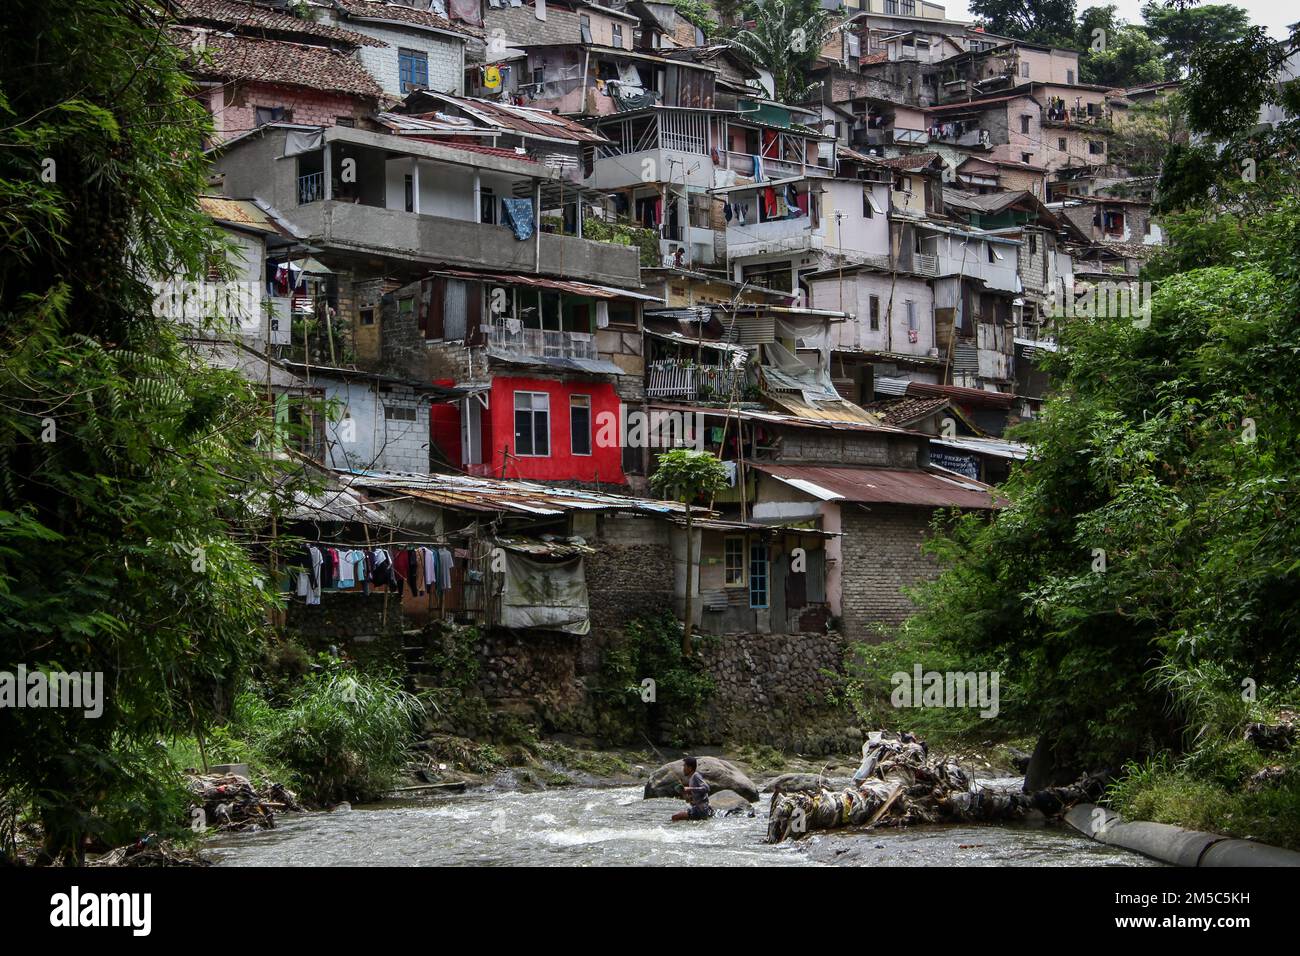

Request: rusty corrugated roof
left=752, top=463, right=1002, bottom=510
left=341, top=470, right=700, bottom=517
left=199, top=195, right=294, bottom=236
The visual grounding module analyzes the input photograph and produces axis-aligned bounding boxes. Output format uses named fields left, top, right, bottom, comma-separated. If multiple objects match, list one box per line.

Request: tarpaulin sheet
left=498, top=551, right=590, bottom=635
left=500, top=197, right=535, bottom=241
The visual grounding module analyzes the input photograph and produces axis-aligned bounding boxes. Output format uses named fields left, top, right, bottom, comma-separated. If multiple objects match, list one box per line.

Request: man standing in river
left=672, top=756, right=713, bottom=821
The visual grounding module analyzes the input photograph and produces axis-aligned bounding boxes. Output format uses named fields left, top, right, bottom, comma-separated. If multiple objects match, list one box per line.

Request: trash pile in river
left=187, top=773, right=303, bottom=833
left=767, top=730, right=1106, bottom=842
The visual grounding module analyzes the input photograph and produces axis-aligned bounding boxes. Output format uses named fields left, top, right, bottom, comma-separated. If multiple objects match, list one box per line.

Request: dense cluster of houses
left=176, top=0, right=1172, bottom=643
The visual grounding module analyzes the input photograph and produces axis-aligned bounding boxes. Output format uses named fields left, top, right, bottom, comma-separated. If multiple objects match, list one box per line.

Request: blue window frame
left=749, top=542, right=769, bottom=609
left=399, top=48, right=429, bottom=93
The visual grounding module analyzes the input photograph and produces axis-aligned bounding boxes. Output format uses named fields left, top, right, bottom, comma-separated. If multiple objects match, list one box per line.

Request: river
left=207, top=778, right=1156, bottom=867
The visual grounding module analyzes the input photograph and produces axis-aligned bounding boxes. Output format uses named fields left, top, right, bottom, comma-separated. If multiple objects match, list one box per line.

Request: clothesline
left=293, top=542, right=458, bottom=606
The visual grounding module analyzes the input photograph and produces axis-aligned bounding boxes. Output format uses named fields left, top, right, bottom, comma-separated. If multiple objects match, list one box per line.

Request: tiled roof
left=185, top=32, right=384, bottom=97
left=873, top=151, right=942, bottom=170
left=861, top=395, right=951, bottom=427
left=174, top=0, right=384, bottom=46
left=435, top=140, right=541, bottom=163
left=334, top=0, right=482, bottom=38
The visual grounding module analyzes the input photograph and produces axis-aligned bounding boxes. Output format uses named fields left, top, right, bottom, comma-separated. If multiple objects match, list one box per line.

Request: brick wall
left=210, top=81, right=373, bottom=142
left=839, top=503, right=942, bottom=638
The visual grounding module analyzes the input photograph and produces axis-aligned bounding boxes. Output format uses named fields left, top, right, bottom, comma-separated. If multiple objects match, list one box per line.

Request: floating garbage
left=766, top=730, right=1105, bottom=842
left=187, top=773, right=303, bottom=833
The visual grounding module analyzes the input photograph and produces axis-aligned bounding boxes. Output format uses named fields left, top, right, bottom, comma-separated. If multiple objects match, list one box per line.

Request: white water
left=206, top=782, right=1157, bottom=867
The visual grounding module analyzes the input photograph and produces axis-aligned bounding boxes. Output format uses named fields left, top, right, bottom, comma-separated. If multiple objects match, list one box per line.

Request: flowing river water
left=207, top=778, right=1157, bottom=867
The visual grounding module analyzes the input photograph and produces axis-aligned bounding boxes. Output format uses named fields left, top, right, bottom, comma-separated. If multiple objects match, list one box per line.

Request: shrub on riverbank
left=1106, top=666, right=1300, bottom=850
left=237, top=659, right=423, bottom=806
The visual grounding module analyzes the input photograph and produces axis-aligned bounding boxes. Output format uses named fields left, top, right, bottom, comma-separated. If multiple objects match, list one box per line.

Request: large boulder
left=643, top=757, right=759, bottom=803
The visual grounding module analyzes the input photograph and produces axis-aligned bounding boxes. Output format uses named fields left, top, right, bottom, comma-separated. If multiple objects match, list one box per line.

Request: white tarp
left=497, top=552, right=590, bottom=635
left=283, top=129, right=323, bottom=157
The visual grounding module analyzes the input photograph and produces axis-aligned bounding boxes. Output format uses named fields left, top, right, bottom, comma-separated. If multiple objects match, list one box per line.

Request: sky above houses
left=944, top=0, right=1296, bottom=41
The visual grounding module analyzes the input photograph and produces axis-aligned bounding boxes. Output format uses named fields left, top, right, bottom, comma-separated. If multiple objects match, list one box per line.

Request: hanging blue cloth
left=500, top=197, right=535, bottom=241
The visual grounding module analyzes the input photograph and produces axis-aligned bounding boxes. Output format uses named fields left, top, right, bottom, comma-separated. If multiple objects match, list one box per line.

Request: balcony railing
left=485, top=324, right=597, bottom=361
left=647, top=360, right=741, bottom=399
left=911, top=253, right=938, bottom=276
left=297, top=171, right=324, bottom=206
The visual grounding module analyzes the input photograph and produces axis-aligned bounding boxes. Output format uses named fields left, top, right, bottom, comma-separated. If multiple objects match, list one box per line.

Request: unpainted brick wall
left=838, top=503, right=942, bottom=639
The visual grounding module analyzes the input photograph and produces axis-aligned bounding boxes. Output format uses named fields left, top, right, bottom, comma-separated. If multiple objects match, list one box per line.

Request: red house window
left=514, top=391, right=550, bottom=456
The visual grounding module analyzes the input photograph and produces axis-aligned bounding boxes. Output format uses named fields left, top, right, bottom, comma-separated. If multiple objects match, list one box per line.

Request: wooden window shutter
left=424, top=277, right=446, bottom=339
left=465, top=281, right=485, bottom=346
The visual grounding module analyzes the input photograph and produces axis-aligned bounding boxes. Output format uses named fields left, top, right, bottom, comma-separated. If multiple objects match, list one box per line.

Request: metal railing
left=297, top=172, right=324, bottom=205
left=486, top=324, right=597, bottom=360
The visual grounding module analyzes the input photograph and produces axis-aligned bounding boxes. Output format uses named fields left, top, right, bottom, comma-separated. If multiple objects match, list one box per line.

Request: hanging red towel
left=795, top=191, right=809, bottom=215
left=763, top=186, right=777, bottom=217
left=393, top=549, right=410, bottom=582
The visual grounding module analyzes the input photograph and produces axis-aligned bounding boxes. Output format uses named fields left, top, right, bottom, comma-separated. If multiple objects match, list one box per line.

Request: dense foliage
left=237, top=660, right=423, bottom=806
left=899, top=195, right=1300, bottom=784
left=724, top=0, right=835, bottom=104
left=596, top=612, right=716, bottom=747
left=0, top=0, right=303, bottom=862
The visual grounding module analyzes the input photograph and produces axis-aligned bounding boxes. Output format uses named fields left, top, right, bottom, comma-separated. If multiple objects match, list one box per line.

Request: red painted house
left=471, top=375, right=625, bottom=483
left=385, top=269, right=653, bottom=486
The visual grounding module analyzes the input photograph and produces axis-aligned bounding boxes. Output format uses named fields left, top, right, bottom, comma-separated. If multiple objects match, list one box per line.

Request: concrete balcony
left=725, top=217, right=824, bottom=260
left=290, top=201, right=640, bottom=288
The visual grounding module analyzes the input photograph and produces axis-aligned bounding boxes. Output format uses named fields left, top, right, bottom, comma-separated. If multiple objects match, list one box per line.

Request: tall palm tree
left=724, top=0, right=836, bottom=104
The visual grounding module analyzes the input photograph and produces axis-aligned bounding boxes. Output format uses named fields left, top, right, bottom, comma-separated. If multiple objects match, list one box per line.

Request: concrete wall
left=811, top=270, right=936, bottom=357
left=291, top=201, right=641, bottom=286
left=320, top=374, right=431, bottom=473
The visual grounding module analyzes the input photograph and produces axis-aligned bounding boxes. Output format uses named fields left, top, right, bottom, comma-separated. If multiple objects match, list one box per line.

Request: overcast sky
left=942, top=0, right=1297, bottom=41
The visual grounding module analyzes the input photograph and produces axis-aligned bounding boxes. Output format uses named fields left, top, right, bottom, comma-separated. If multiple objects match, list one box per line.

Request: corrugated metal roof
left=751, top=463, right=1002, bottom=510
left=930, top=436, right=1030, bottom=460
left=429, top=268, right=660, bottom=301
left=199, top=196, right=295, bottom=237
left=340, top=470, right=698, bottom=517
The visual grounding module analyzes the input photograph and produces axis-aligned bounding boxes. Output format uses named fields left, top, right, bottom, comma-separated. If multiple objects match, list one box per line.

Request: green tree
left=724, top=0, right=835, bottom=103
left=650, top=449, right=729, bottom=655
left=901, top=192, right=1300, bottom=783
left=0, top=0, right=301, bottom=862
left=1077, top=7, right=1166, bottom=87
left=969, top=0, right=1078, bottom=47
left=1141, top=1, right=1251, bottom=75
